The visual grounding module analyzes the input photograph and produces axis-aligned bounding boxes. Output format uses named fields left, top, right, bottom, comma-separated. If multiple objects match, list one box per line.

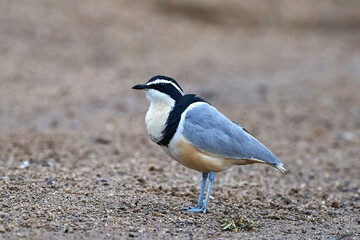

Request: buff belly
left=165, top=136, right=232, bottom=173
left=163, top=136, right=267, bottom=173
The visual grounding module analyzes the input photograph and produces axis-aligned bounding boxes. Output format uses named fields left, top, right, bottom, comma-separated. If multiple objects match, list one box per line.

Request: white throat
left=144, top=89, right=175, bottom=142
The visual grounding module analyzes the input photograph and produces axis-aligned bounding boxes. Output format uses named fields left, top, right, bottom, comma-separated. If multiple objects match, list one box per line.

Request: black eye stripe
left=150, top=83, right=167, bottom=89
left=147, top=75, right=184, bottom=92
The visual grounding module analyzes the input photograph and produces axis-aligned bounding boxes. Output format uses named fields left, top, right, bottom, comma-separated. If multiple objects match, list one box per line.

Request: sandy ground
left=0, top=0, right=359, bottom=239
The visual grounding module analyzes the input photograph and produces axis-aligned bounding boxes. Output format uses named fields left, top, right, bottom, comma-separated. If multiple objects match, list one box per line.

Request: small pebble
left=16, top=232, right=26, bottom=238
left=19, top=161, right=30, bottom=169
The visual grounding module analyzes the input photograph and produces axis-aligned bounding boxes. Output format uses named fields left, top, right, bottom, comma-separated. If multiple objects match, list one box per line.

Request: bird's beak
left=132, top=84, right=148, bottom=90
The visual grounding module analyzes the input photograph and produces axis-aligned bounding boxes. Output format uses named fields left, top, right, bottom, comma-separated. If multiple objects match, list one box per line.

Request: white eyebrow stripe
left=146, top=79, right=184, bottom=95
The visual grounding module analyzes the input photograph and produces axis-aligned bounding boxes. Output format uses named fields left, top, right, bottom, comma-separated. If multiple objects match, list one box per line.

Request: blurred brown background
left=0, top=1, right=359, bottom=239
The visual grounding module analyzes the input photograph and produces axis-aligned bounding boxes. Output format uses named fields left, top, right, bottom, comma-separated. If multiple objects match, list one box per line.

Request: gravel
left=0, top=0, right=359, bottom=239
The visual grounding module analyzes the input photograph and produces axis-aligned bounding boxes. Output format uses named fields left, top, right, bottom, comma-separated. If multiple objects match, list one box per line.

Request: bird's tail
left=274, top=164, right=286, bottom=173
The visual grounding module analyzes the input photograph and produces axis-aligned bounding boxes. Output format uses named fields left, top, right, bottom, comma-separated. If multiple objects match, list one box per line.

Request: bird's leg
left=187, top=171, right=215, bottom=213
left=201, top=171, right=215, bottom=213
left=195, top=172, right=209, bottom=208
left=184, top=172, right=208, bottom=211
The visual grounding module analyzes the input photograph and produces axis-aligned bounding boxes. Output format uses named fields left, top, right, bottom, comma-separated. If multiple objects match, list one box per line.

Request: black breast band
left=157, top=94, right=206, bottom=146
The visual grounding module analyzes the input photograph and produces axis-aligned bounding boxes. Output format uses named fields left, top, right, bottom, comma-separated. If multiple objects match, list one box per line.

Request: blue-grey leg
left=187, top=171, right=215, bottom=213
left=201, top=171, right=215, bottom=213
left=185, top=172, right=208, bottom=211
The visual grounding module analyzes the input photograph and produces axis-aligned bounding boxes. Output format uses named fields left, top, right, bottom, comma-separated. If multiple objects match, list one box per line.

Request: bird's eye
left=159, top=83, right=165, bottom=87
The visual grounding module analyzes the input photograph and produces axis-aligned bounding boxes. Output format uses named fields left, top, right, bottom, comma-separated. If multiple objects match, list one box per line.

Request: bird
left=132, top=75, right=285, bottom=213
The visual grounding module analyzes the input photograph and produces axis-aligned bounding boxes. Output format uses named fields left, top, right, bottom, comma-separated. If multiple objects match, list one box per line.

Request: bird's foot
left=187, top=206, right=207, bottom=213
left=183, top=205, right=207, bottom=213
left=182, top=204, right=201, bottom=211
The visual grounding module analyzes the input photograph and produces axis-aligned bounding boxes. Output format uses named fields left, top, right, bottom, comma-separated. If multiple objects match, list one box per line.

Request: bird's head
left=132, top=75, right=184, bottom=105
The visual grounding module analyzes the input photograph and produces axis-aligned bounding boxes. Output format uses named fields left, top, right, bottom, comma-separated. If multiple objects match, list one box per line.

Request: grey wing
left=182, top=103, right=284, bottom=170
